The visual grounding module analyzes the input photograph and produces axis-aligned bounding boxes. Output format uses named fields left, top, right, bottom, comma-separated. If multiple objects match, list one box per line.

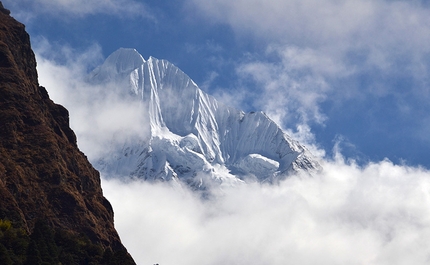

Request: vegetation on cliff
left=0, top=2, right=135, bottom=263
left=0, top=219, right=134, bottom=265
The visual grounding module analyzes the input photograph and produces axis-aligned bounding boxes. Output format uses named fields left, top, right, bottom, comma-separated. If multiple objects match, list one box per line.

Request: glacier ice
left=88, top=48, right=321, bottom=187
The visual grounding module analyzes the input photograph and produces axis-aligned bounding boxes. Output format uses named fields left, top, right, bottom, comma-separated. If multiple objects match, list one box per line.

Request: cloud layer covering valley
left=103, top=157, right=430, bottom=265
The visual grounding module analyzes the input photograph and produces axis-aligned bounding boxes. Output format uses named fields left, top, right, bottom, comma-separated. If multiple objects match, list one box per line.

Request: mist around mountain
left=82, top=48, right=322, bottom=191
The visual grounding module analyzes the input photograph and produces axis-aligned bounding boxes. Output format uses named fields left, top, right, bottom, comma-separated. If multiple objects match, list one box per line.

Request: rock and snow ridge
left=88, top=48, right=321, bottom=188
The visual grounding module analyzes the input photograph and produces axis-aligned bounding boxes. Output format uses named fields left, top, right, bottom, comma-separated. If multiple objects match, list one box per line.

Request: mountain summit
left=89, top=48, right=321, bottom=188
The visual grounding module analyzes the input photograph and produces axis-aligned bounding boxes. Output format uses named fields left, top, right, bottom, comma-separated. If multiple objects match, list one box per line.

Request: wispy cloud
left=188, top=0, right=430, bottom=55
left=187, top=0, right=430, bottom=141
left=3, top=0, right=153, bottom=20
left=237, top=46, right=332, bottom=126
left=35, top=39, right=150, bottom=161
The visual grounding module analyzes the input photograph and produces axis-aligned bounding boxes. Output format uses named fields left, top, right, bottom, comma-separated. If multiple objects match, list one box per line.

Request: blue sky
left=4, top=1, right=430, bottom=264
left=4, top=0, right=430, bottom=168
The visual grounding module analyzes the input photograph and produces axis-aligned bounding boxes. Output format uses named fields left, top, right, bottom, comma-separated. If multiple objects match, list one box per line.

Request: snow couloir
left=88, top=48, right=321, bottom=188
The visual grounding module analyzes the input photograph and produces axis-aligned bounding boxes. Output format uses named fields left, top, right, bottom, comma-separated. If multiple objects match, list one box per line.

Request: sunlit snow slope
left=88, top=48, right=320, bottom=187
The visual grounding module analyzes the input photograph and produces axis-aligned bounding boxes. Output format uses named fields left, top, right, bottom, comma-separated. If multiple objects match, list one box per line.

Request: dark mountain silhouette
left=0, top=2, right=135, bottom=264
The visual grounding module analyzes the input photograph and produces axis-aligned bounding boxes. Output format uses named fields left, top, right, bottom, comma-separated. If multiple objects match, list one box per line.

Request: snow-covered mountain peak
left=89, top=48, right=145, bottom=84
left=88, top=48, right=321, bottom=188
left=105, top=48, right=145, bottom=73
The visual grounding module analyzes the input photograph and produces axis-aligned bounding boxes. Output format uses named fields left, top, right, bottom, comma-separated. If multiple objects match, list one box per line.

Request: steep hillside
left=0, top=2, right=135, bottom=264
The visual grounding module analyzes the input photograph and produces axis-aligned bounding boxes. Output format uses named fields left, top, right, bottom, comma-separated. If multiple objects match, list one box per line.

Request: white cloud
left=103, top=156, right=430, bottom=265
left=35, top=39, right=150, bottom=161
left=3, top=0, right=153, bottom=20
left=237, top=46, right=331, bottom=126
left=187, top=0, right=430, bottom=130
left=285, top=123, right=326, bottom=159
left=188, top=0, right=430, bottom=54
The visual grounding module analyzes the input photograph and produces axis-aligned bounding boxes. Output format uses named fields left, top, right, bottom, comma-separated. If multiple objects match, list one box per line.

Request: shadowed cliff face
left=0, top=2, right=134, bottom=261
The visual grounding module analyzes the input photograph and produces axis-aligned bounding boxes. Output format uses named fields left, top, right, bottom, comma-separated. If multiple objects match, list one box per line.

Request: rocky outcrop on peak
left=0, top=2, right=135, bottom=263
left=0, top=2, right=10, bottom=15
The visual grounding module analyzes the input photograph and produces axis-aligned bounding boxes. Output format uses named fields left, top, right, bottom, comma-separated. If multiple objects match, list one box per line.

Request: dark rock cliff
left=0, top=2, right=135, bottom=263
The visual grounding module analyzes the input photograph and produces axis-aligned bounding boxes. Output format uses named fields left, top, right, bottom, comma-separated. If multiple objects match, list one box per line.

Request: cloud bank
left=103, top=157, right=430, bottom=265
